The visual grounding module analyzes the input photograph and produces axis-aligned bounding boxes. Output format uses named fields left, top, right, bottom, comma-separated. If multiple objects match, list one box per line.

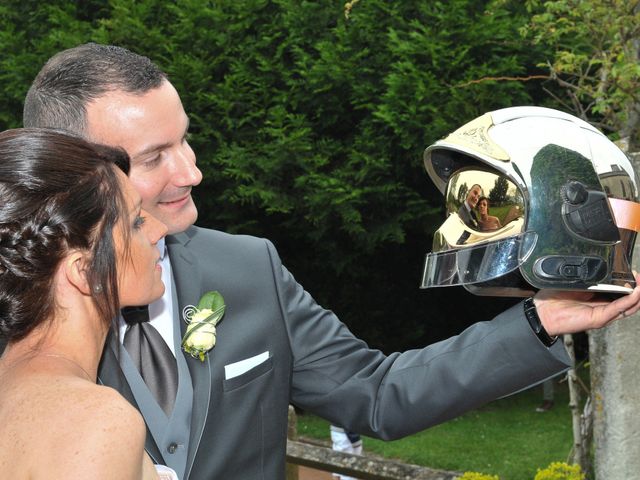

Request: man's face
left=466, top=185, right=482, bottom=208
left=85, top=80, right=202, bottom=235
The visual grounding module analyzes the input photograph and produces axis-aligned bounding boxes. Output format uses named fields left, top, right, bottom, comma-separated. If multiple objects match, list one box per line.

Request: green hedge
left=0, top=0, right=556, bottom=350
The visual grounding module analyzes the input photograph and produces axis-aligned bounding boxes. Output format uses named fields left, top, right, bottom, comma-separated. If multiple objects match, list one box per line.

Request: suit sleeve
left=266, top=240, right=571, bottom=440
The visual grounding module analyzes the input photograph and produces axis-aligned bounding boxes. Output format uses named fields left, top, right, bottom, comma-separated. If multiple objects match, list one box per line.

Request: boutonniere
left=182, top=291, right=226, bottom=361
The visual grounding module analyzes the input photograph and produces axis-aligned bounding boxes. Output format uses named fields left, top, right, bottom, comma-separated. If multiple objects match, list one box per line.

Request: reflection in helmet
left=421, top=106, right=640, bottom=297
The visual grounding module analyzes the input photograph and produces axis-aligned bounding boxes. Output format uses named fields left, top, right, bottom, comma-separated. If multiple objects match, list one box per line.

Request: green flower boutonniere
left=181, top=291, right=226, bottom=361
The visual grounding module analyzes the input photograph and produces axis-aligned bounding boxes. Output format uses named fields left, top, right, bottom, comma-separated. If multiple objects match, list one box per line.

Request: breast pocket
left=223, top=355, right=273, bottom=392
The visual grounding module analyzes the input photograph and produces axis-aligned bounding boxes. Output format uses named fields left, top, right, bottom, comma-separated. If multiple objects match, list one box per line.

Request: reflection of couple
left=5, top=42, right=640, bottom=480
left=458, top=184, right=501, bottom=233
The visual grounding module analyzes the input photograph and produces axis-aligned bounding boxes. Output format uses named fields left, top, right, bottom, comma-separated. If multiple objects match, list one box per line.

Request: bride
left=476, top=196, right=502, bottom=232
left=0, top=129, right=173, bottom=479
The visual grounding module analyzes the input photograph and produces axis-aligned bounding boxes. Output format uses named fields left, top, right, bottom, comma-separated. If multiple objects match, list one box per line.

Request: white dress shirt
left=119, top=237, right=176, bottom=356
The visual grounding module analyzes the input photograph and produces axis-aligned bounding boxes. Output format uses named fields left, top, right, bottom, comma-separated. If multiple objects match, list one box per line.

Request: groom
left=458, top=184, right=483, bottom=229
left=20, top=43, right=640, bottom=479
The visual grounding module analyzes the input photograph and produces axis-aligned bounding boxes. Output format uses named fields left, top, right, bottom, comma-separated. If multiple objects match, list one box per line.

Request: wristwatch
left=523, top=297, right=558, bottom=347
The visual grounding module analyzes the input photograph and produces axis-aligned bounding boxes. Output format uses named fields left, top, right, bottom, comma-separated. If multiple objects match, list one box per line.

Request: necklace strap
left=39, top=353, right=94, bottom=382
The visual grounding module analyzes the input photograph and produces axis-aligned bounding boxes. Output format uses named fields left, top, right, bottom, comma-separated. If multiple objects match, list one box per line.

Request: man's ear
left=63, top=251, right=92, bottom=296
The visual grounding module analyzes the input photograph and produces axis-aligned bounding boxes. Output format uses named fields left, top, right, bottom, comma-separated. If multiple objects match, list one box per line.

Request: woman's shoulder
left=73, top=386, right=148, bottom=476
left=0, top=376, right=146, bottom=479
left=66, top=379, right=133, bottom=405
left=19, top=378, right=145, bottom=444
left=55, top=385, right=148, bottom=478
left=60, top=382, right=145, bottom=439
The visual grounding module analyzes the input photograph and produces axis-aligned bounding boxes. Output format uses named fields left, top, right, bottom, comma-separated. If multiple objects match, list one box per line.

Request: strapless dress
left=155, top=465, right=179, bottom=480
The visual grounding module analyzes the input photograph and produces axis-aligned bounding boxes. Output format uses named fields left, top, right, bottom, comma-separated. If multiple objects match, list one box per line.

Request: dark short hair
left=23, top=43, right=167, bottom=136
left=466, top=184, right=483, bottom=200
left=0, top=128, right=131, bottom=341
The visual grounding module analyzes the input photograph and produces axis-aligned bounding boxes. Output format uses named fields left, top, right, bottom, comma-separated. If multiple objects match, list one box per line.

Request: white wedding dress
left=155, top=465, right=179, bottom=480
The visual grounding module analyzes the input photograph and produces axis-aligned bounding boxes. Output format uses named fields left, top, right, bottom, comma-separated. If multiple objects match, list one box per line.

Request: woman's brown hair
left=0, top=128, right=130, bottom=341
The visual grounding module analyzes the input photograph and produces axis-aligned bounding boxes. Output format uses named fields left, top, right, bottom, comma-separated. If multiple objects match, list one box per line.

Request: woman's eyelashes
left=133, top=214, right=146, bottom=230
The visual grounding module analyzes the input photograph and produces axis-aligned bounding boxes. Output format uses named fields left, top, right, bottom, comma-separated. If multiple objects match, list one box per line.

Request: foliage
left=488, top=176, right=509, bottom=206
left=458, top=472, right=500, bottom=480
left=458, top=183, right=470, bottom=206
left=534, top=462, right=585, bottom=480
left=297, top=383, right=575, bottom=480
left=522, top=0, right=640, bottom=149
left=0, top=0, right=557, bottom=350
left=163, top=0, right=546, bottom=349
left=0, top=0, right=107, bottom=129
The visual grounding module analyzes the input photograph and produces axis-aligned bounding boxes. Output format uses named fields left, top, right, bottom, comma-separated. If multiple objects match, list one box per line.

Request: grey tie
left=122, top=306, right=178, bottom=415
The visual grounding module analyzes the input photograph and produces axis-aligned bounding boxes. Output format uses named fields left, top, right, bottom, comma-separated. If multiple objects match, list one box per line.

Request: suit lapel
left=98, top=331, right=164, bottom=463
left=166, top=231, right=212, bottom=476
left=470, top=208, right=479, bottom=226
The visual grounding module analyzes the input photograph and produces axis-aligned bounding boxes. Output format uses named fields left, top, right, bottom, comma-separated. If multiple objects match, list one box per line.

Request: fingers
left=597, top=286, right=640, bottom=324
left=535, top=289, right=593, bottom=302
left=536, top=273, right=640, bottom=333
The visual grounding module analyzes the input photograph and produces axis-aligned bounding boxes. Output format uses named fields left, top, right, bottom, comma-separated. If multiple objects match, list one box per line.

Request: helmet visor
left=421, top=231, right=538, bottom=288
left=422, top=167, right=640, bottom=290
left=421, top=168, right=534, bottom=288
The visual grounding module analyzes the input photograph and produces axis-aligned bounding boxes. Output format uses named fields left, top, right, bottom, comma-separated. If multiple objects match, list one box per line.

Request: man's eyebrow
left=132, top=118, right=190, bottom=160
left=133, top=141, right=171, bottom=160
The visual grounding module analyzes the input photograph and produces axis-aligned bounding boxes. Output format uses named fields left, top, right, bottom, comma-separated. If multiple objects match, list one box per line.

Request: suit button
left=167, top=443, right=178, bottom=454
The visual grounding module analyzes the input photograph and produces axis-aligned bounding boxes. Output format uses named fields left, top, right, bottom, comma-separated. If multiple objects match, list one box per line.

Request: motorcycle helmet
left=421, top=106, right=640, bottom=297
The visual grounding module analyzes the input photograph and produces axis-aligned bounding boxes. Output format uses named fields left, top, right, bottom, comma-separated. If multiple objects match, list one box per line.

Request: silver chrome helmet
left=421, top=106, right=640, bottom=297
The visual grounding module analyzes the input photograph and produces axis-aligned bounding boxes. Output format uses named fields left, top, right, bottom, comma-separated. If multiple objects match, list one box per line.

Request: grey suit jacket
left=97, top=225, right=572, bottom=479
left=458, top=203, right=479, bottom=229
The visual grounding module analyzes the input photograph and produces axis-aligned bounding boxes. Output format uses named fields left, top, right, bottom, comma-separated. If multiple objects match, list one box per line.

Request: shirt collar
left=157, top=237, right=167, bottom=260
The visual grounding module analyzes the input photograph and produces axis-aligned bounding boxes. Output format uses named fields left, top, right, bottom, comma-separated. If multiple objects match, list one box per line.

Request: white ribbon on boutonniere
left=181, top=291, right=226, bottom=361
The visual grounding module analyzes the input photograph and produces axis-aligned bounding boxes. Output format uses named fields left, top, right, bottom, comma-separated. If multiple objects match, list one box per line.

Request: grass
left=296, top=379, right=576, bottom=480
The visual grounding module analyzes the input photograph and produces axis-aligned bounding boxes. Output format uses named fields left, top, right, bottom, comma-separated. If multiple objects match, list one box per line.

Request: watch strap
left=523, top=297, right=558, bottom=347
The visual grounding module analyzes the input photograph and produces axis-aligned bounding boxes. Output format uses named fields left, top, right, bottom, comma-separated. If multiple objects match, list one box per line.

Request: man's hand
left=535, top=272, right=640, bottom=336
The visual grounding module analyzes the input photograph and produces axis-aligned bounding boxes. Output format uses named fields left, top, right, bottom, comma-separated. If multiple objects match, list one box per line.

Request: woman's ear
left=63, top=251, right=92, bottom=296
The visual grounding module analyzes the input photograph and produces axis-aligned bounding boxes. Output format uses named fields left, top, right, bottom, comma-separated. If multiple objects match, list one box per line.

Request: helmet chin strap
left=609, top=198, right=640, bottom=232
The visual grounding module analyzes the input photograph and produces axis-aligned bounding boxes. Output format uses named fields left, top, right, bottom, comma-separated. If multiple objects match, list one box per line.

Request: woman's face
left=113, top=170, right=168, bottom=307
left=478, top=199, right=488, bottom=214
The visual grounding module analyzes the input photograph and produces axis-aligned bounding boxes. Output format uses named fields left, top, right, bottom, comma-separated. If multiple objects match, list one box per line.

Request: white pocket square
left=224, top=351, right=269, bottom=380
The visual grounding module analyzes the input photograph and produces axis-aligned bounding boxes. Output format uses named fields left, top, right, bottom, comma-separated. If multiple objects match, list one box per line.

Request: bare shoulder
left=75, top=382, right=143, bottom=422
left=0, top=376, right=150, bottom=479
left=67, top=385, right=146, bottom=449
left=36, top=382, right=149, bottom=479
left=39, top=379, right=143, bottom=429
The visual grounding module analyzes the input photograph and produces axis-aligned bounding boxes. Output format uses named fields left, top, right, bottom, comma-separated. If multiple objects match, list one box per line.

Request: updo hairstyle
left=0, top=128, right=130, bottom=341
